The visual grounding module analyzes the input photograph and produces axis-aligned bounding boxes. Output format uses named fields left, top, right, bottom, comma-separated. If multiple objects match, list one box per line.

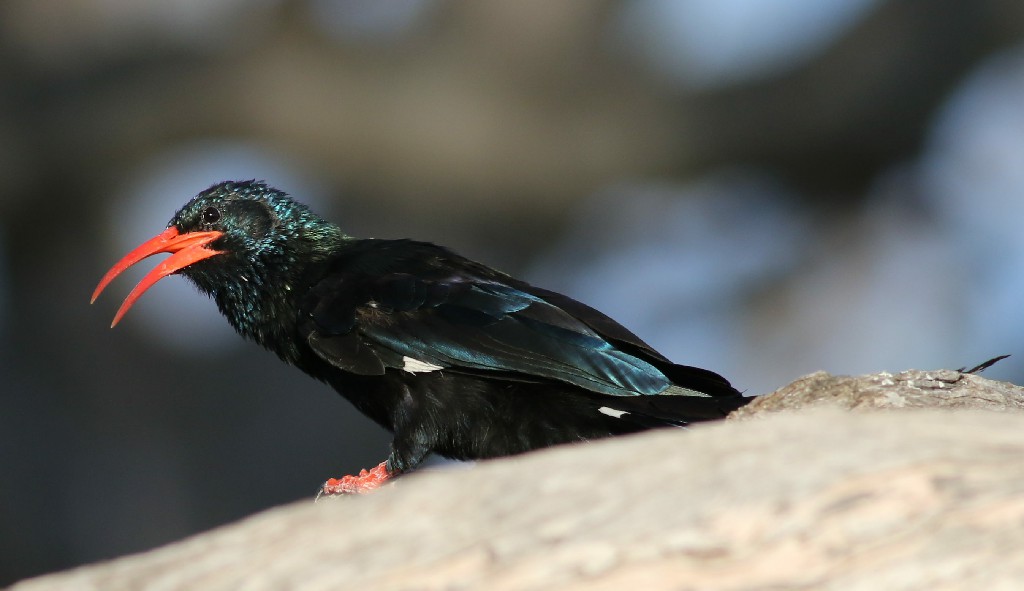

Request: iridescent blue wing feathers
left=299, top=240, right=736, bottom=399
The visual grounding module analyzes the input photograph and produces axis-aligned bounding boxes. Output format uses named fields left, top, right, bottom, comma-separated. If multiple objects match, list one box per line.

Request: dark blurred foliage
left=4, top=0, right=1024, bottom=584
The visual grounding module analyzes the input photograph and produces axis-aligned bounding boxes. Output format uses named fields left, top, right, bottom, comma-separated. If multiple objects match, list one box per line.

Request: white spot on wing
left=598, top=406, right=629, bottom=419
left=402, top=356, right=443, bottom=373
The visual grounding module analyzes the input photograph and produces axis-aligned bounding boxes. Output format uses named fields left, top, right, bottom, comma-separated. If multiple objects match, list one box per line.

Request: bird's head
left=92, top=180, right=343, bottom=328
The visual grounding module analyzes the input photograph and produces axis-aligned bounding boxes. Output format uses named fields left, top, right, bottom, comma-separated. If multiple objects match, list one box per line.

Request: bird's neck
left=202, top=233, right=347, bottom=366
left=213, top=272, right=306, bottom=364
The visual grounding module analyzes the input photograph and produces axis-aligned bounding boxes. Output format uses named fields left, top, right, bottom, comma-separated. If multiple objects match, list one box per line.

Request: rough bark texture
left=14, top=369, right=1024, bottom=590
left=730, top=368, right=1024, bottom=417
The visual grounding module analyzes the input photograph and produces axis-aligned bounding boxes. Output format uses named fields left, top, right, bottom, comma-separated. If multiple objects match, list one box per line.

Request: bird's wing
left=524, top=284, right=739, bottom=398
left=301, top=272, right=673, bottom=397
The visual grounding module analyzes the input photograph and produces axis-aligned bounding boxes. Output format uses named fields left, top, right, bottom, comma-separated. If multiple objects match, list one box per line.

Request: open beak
left=92, top=227, right=225, bottom=327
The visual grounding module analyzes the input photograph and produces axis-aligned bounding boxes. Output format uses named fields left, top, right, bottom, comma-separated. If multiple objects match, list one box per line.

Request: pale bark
left=15, top=369, right=1024, bottom=590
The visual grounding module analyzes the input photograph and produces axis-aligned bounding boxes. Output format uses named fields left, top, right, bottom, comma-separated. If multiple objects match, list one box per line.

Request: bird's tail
left=658, top=362, right=743, bottom=399
left=601, top=390, right=750, bottom=429
left=588, top=362, right=751, bottom=432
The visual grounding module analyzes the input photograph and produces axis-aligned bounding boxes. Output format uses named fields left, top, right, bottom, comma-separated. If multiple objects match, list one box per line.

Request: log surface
left=14, top=370, right=1024, bottom=590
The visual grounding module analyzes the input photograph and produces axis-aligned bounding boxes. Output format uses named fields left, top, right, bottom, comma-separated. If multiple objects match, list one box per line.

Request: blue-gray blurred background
left=4, top=0, right=1024, bottom=584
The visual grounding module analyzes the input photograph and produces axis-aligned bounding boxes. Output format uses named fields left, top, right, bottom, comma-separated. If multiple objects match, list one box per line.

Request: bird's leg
left=319, top=461, right=393, bottom=497
left=317, top=436, right=430, bottom=498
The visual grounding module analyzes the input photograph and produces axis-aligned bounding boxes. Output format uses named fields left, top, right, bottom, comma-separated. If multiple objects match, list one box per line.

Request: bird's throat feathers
left=195, top=233, right=344, bottom=364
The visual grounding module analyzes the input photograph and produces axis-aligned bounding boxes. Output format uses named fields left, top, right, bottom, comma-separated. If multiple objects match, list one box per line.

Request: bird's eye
left=202, top=206, right=221, bottom=225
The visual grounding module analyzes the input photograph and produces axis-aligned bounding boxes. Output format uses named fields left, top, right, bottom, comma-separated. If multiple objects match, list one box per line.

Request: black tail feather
left=658, top=362, right=744, bottom=399
left=590, top=389, right=752, bottom=430
left=959, top=354, right=1010, bottom=374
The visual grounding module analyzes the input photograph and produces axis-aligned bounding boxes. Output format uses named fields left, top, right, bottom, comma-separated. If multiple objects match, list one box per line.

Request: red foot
left=319, top=461, right=392, bottom=497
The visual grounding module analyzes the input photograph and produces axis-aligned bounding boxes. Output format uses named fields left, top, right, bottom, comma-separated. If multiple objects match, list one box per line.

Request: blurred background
left=3, top=0, right=1024, bottom=583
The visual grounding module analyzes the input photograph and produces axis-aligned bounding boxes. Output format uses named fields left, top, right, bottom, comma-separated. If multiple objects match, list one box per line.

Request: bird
left=92, top=180, right=749, bottom=495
